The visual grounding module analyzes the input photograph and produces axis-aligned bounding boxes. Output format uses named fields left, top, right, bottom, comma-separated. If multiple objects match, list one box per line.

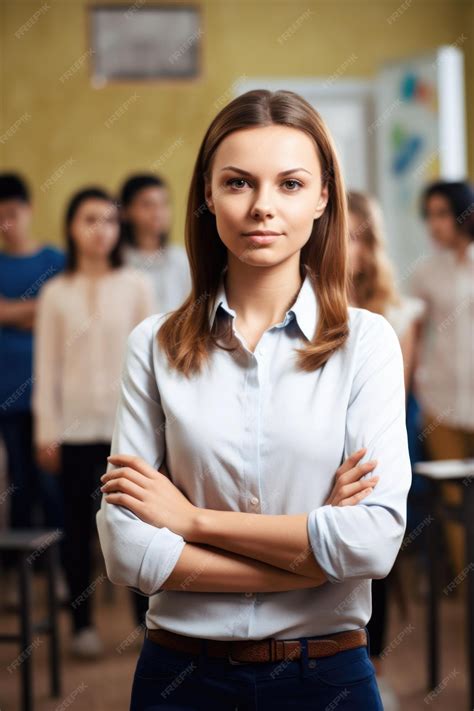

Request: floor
left=0, top=556, right=468, bottom=710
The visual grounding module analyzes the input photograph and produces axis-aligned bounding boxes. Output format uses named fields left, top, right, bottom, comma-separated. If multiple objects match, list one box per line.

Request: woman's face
left=123, top=186, right=171, bottom=238
left=204, top=125, right=329, bottom=268
left=424, top=193, right=460, bottom=249
left=70, top=198, right=120, bottom=261
left=348, top=210, right=365, bottom=274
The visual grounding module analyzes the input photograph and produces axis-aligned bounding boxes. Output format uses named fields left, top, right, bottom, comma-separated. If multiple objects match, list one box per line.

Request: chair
left=0, top=528, right=63, bottom=711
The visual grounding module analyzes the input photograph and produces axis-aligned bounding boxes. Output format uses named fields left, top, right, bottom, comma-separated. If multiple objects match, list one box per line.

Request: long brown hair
left=347, top=190, right=401, bottom=315
left=158, top=89, right=350, bottom=376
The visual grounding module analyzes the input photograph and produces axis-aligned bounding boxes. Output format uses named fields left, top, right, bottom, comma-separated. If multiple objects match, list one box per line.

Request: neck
left=224, top=253, right=304, bottom=328
left=134, top=231, right=163, bottom=252
left=4, top=234, right=37, bottom=256
left=76, top=255, right=112, bottom=277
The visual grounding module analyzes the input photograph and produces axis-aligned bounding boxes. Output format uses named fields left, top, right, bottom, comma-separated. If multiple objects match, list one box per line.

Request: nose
left=250, top=185, right=275, bottom=220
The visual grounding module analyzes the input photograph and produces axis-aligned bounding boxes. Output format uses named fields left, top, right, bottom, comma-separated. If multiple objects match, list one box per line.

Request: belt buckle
left=228, top=642, right=248, bottom=665
left=228, top=653, right=247, bottom=665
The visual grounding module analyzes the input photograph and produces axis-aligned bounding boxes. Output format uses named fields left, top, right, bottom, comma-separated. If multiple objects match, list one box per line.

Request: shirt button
left=245, top=592, right=254, bottom=598
left=257, top=346, right=265, bottom=356
left=250, top=496, right=259, bottom=506
left=308, top=659, right=317, bottom=668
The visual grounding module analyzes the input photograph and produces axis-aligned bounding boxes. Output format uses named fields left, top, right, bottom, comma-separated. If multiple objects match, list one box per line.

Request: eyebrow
left=220, top=165, right=312, bottom=177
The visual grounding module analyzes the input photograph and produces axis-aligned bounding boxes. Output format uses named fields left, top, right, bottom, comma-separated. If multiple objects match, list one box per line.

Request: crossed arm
left=160, top=541, right=326, bottom=593
left=0, top=296, right=36, bottom=330
left=96, top=314, right=408, bottom=595
left=99, top=449, right=377, bottom=593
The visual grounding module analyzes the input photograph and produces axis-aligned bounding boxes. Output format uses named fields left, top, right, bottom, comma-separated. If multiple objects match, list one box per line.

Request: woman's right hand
left=324, top=448, right=379, bottom=506
left=36, top=444, right=61, bottom=475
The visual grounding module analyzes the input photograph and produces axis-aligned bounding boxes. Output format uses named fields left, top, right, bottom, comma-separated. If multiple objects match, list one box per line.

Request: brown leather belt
left=146, top=627, right=367, bottom=664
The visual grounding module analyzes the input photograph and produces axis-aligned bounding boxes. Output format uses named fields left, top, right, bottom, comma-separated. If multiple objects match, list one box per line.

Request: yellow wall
left=1, top=0, right=472, bottom=247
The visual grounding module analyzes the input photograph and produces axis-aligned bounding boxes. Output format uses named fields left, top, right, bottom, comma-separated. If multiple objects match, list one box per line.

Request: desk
left=414, top=459, right=474, bottom=709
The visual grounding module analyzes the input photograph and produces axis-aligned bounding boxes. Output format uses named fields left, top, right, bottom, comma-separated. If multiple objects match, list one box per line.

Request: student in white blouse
left=33, top=188, right=155, bottom=660
left=97, top=90, right=411, bottom=710
left=409, top=181, right=474, bottom=587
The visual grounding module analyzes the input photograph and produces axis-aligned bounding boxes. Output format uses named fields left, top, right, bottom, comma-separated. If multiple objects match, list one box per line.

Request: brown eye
left=226, top=178, right=248, bottom=190
left=283, top=180, right=303, bottom=191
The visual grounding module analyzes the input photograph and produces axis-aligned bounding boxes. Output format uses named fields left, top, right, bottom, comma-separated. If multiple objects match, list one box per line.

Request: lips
left=242, top=231, right=281, bottom=236
left=244, top=234, right=279, bottom=245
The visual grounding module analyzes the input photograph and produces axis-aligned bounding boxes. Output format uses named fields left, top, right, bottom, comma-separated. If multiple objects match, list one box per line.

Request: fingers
left=107, top=453, right=157, bottom=478
left=103, top=491, right=146, bottom=514
left=339, top=486, right=375, bottom=507
left=101, top=477, right=145, bottom=500
left=336, top=476, right=379, bottom=502
left=337, top=459, right=378, bottom=486
left=100, top=472, right=147, bottom=501
left=101, top=466, right=149, bottom=488
left=336, top=448, right=367, bottom=476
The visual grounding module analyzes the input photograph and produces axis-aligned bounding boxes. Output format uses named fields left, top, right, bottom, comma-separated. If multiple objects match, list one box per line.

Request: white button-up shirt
left=96, top=264, right=411, bottom=640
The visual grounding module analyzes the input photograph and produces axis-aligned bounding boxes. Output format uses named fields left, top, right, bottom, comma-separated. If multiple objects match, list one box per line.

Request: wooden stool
left=0, top=528, right=63, bottom=711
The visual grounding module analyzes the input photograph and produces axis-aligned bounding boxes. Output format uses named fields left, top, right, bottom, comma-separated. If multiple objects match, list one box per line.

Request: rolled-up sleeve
left=307, top=312, right=412, bottom=583
left=96, top=315, right=186, bottom=595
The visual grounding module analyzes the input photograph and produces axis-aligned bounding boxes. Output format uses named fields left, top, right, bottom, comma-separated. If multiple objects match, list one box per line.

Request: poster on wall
left=89, top=5, right=202, bottom=85
left=374, top=46, right=466, bottom=290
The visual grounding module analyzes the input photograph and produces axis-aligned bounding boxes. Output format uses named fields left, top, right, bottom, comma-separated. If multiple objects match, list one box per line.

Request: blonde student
left=97, top=91, right=411, bottom=710
left=33, top=187, right=155, bottom=658
left=347, top=189, right=424, bottom=705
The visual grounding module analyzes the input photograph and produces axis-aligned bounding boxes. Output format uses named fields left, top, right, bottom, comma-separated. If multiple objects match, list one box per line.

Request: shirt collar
left=208, top=264, right=318, bottom=342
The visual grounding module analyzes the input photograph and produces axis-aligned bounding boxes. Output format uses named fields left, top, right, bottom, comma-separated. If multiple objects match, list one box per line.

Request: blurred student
left=347, top=190, right=424, bottom=703
left=0, top=173, right=65, bottom=606
left=408, top=180, right=474, bottom=585
left=119, top=174, right=191, bottom=313
left=32, top=187, right=155, bottom=658
left=119, top=172, right=192, bottom=626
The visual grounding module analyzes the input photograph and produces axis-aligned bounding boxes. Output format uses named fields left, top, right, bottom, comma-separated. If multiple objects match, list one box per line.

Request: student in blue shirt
left=0, top=173, right=65, bottom=601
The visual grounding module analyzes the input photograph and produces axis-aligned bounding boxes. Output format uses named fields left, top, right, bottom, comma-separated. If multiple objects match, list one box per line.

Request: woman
left=409, top=181, right=474, bottom=587
left=119, top=173, right=191, bottom=314
left=347, top=190, right=425, bottom=704
left=97, top=90, right=411, bottom=710
left=33, top=187, right=155, bottom=658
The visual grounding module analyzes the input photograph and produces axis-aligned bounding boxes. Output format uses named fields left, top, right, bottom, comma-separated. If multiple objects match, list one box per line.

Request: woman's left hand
left=100, top=453, right=198, bottom=539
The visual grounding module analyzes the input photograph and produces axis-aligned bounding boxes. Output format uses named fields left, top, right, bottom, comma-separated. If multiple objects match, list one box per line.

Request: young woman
left=33, top=187, right=155, bottom=658
left=408, top=180, right=474, bottom=587
left=347, top=190, right=424, bottom=703
left=97, top=90, right=412, bottom=710
left=119, top=173, right=191, bottom=314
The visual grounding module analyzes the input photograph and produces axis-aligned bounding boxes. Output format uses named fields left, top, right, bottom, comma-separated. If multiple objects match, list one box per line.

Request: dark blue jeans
left=130, top=628, right=383, bottom=710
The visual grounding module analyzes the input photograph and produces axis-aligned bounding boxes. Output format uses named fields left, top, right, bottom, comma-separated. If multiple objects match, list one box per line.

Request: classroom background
left=1, top=1, right=473, bottom=710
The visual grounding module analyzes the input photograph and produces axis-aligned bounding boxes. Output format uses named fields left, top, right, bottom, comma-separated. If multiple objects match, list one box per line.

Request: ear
left=204, top=181, right=215, bottom=215
left=313, top=184, right=329, bottom=220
